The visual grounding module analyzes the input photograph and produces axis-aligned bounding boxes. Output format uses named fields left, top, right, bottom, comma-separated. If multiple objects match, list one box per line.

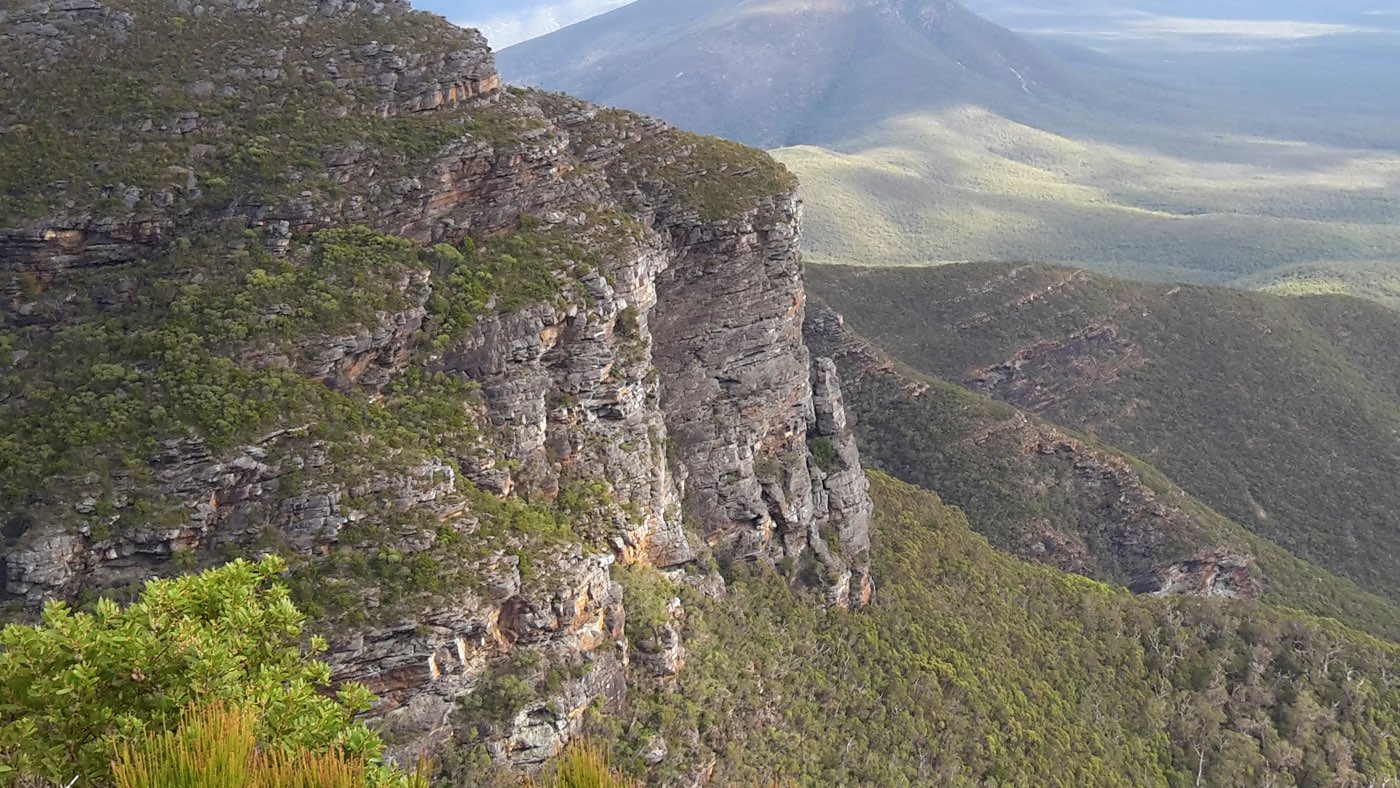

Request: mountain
left=504, top=0, right=1400, bottom=291
left=804, top=306, right=1400, bottom=642
left=809, top=262, right=1400, bottom=609
left=1, top=0, right=875, bottom=770
left=612, top=472, right=1400, bottom=785
left=965, top=0, right=1398, bottom=29
left=4, top=0, right=1400, bottom=784
left=497, top=0, right=1108, bottom=148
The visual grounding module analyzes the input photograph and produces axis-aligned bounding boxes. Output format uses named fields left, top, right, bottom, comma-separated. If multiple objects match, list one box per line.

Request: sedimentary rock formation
left=0, top=0, right=871, bottom=769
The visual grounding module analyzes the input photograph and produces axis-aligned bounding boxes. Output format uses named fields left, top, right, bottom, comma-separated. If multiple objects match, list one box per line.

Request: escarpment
left=0, top=0, right=870, bottom=772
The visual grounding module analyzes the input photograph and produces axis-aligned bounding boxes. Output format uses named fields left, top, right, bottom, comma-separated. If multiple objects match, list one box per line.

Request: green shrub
left=611, top=563, right=675, bottom=644
left=807, top=437, right=840, bottom=473
left=0, top=558, right=389, bottom=786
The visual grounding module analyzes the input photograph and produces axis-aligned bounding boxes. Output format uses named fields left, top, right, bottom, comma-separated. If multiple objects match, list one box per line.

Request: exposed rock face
left=967, top=322, right=1144, bottom=414
left=329, top=546, right=628, bottom=767
left=806, top=308, right=1259, bottom=602
left=431, top=236, right=693, bottom=569
left=0, top=0, right=873, bottom=773
left=648, top=197, right=873, bottom=606
left=1134, top=548, right=1261, bottom=599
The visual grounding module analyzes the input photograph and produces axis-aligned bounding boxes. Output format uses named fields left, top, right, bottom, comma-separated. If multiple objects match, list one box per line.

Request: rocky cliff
left=0, top=0, right=871, bottom=773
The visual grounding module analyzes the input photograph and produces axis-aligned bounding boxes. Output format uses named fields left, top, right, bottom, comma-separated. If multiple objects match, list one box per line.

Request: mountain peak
left=498, top=0, right=1088, bottom=147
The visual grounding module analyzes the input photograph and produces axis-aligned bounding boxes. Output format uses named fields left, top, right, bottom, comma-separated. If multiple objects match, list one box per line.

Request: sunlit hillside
left=778, top=108, right=1400, bottom=284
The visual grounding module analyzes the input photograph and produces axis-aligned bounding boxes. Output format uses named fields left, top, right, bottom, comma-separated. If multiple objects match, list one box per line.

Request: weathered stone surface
left=1, top=431, right=457, bottom=604
left=326, top=545, right=626, bottom=767
left=254, top=268, right=432, bottom=391
left=645, top=197, right=872, bottom=600
left=1135, top=548, right=1261, bottom=599
left=631, top=597, right=686, bottom=683
left=0, top=0, right=505, bottom=275
left=0, top=5, right=876, bottom=773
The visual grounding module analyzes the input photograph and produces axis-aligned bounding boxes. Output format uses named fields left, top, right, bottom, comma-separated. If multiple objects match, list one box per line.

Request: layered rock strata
left=0, top=0, right=872, bottom=771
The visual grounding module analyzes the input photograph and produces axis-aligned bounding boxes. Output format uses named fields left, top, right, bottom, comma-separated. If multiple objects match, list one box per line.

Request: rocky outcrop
left=0, top=0, right=874, bottom=774
left=1133, top=548, right=1260, bottom=599
left=1, top=0, right=507, bottom=274
left=967, top=322, right=1144, bottom=413
left=2, top=432, right=457, bottom=604
left=648, top=195, right=872, bottom=603
left=329, top=546, right=627, bottom=768
left=431, top=233, right=693, bottom=568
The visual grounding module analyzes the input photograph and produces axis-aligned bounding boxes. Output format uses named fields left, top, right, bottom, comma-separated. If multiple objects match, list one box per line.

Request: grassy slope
left=809, top=262, right=1400, bottom=607
left=775, top=110, right=1400, bottom=284
left=1241, top=260, right=1400, bottom=310
left=596, top=473, right=1400, bottom=786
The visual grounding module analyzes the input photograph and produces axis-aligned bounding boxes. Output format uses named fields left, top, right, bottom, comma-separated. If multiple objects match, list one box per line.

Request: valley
left=503, top=0, right=1400, bottom=294
left=809, top=262, right=1400, bottom=607
left=3, top=0, right=1400, bottom=784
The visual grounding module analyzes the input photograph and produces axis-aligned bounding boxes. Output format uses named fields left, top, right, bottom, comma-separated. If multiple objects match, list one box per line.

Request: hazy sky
left=421, top=0, right=631, bottom=49
left=422, top=0, right=1400, bottom=50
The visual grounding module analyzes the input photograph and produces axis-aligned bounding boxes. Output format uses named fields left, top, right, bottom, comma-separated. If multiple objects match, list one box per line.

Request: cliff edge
left=0, top=0, right=871, bottom=771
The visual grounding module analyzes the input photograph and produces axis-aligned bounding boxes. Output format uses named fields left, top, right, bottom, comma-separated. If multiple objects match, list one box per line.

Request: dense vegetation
left=0, top=558, right=420, bottom=786
left=6, top=1, right=1400, bottom=784
left=809, top=329, right=1400, bottom=642
left=589, top=474, right=1400, bottom=785
left=0, top=220, right=612, bottom=624
left=776, top=111, right=1400, bottom=284
left=810, top=262, right=1400, bottom=609
left=0, top=0, right=516, bottom=222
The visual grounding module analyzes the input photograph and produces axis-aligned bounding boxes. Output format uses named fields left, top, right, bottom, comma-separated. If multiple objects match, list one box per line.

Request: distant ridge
left=498, top=0, right=1109, bottom=147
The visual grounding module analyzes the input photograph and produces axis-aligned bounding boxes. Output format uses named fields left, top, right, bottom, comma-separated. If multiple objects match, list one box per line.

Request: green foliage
left=112, top=702, right=428, bottom=788
left=424, top=225, right=587, bottom=350
left=810, top=262, right=1400, bottom=613
left=1242, top=259, right=1400, bottom=310
left=528, top=741, right=638, bottom=788
left=773, top=109, right=1400, bottom=283
left=598, top=473, right=1400, bottom=786
left=824, top=345, right=1400, bottom=642
left=611, top=563, right=676, bottom=644
left=457, top=667, right=538, bottom=738
left=0, top=0, right=496, bottom=222
left=0, top=226, right=451, bottom=512
left=806, top=437, right=839, bottom=473
left=0, top=558, right=390, bottom=786
left=547, top=98, right=797, bottom=222
left=614, top=305, right=641, bottom=339
left=660, top=132, right=797, bottom=220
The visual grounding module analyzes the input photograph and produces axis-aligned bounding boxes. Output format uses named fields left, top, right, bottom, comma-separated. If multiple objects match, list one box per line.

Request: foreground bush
left=0, top=557, right=393, bottom=786
left=527, top=741, right=638, bottom=788
left=112, top=703, right=427, bottom=788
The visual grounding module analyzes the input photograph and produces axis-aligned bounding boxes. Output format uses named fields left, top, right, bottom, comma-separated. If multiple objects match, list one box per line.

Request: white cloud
left=457, top=0, right=634, bottom=49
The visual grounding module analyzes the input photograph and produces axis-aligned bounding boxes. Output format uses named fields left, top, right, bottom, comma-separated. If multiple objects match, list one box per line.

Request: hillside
left=504, top=0, right=1400, bottom=290
left=777, top=112, right=1400, bottom=282
left=1, top=0, right=877, bottom=773
left=809, top=262, right=1400, bottom=609
left=804, top=308, right=1400, bottom=643
left=577, top=473, right=1400, bottom=785
left=4, top=0, right=1400, bottom=784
